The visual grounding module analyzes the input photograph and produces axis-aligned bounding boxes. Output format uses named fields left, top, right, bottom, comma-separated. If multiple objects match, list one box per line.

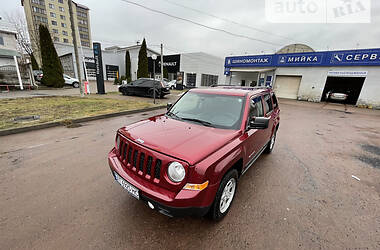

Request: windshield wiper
left=166, top=111, right=181, bottom=120
left=180, top=117, right=214, bottom=127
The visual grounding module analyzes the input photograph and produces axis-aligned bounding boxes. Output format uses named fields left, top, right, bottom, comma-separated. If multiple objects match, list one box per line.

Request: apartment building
left=21, top=0, right=91, bottom=63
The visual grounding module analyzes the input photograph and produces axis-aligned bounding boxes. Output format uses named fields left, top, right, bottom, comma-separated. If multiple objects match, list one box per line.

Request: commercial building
left=148, top=52, right=225, bottom=88
left=0, top=17, right=24, bottom=89
left=224, top=44, right=380, bottom=108
left=21, top=0, right=92, bottom=64
left=54, top=43, right=225, bottom=88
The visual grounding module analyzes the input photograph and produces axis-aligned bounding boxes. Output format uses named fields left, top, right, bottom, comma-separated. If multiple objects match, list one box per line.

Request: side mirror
left=249, top=117, right=270, bottom=129
left=167, top=103, right=173, bottom=111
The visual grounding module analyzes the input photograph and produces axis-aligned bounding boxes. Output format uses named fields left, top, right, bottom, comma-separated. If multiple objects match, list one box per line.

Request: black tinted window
left=263, top=94, right=273, bottom=114
left=249, top=96, right=264, bottom=118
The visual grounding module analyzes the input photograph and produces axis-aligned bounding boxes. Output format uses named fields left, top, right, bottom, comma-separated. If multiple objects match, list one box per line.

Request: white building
left=0, top=17, right=23, bottom=89
left=224, top=44, right=380, bottom=108
left=0, top=18, right=19, bottom=66
left=54, top=43, right=225, bottom=87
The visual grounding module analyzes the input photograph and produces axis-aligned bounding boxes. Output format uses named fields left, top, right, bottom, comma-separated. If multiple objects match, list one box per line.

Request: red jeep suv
left=108, top=86, right=280, bottom=220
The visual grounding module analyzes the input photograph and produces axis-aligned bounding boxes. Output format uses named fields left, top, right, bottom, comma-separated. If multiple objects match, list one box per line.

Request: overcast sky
left=1, top=0, right=379, bottom=58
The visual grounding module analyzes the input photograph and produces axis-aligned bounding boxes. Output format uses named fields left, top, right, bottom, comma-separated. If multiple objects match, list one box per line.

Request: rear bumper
left=108, top=149, right=216, bottom=217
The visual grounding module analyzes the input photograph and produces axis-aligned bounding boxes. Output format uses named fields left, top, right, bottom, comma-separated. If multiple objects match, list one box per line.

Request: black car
left=119, top=78, right=170, bottom=98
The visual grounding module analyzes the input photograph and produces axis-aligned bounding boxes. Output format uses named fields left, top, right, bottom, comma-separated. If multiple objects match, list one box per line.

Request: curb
left=0, top=105, right=166, bottom=137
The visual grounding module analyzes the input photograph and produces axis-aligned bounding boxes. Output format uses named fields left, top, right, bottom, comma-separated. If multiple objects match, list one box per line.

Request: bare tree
left=2, top=11, right=40, bottom=63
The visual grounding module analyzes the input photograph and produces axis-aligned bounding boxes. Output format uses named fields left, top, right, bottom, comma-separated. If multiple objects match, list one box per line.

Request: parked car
left=63, top=74, right=80, bottom=88
left=119, top=78, right=170, bottom=98
left=108, top=86, right=280, bottom=220
left=326, top=90, right=349, bottom=101
left=167, top=80, right=177, bottom=89
left=33, top=70, right=43, bottom=82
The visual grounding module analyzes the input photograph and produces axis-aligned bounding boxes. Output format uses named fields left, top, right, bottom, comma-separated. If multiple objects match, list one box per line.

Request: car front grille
left=118, top=138, right=162, bottom=180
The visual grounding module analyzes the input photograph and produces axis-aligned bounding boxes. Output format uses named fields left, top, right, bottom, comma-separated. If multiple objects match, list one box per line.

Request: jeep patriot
left=108, top=86, right=280, bottom=220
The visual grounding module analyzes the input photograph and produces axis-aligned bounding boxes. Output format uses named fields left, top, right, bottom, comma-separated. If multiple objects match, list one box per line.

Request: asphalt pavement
left=1, top=100, right=380, bottom=249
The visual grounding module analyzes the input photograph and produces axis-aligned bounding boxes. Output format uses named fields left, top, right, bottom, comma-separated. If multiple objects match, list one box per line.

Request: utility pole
left=68, top=0, right=84, bottom=97
left=160, top=44, right=164, bottom=82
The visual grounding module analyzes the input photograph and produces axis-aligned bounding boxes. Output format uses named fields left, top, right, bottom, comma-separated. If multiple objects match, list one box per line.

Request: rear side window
left=263, top=94, right=273, bottom=115
left=272, top=93, right=278, bottom=109
left=249, top=96, right=264, bottom=118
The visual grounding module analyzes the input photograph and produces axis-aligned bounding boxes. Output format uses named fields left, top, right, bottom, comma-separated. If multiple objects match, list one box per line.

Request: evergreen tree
left=137, top=38, right=149, bottom=79
left=163, top=67, right=169, bottom=79
left=125, top=50, right=131, bottom=82
left=39, top=25, right=64, bottom=88
left=31, top=53, right=39, bottom=70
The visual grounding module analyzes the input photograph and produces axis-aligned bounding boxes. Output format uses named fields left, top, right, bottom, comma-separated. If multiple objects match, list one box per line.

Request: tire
left=264, top=129, right=277, bottom=154
left=209, top=169, right=238, bottom=221
left=73, top=82, right=79, bottom=88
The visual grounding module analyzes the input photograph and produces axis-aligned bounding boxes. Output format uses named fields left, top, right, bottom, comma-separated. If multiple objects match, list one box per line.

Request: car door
left=263, top=93, right=275, bottom=140
left=242, top=95, right=267, bottom=170
left=128, top=80, right=142, bottom=95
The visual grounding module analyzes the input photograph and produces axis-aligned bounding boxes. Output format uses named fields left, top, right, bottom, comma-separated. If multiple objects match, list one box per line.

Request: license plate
left=113, top=172, right=139, bottom=200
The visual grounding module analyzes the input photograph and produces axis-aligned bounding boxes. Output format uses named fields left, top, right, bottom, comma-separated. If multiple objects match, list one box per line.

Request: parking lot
left=0, top=100, right=379, bottom=250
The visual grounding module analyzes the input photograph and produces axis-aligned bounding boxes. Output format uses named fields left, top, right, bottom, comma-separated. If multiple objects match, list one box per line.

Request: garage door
left=273, top=76, right=302, bottom=99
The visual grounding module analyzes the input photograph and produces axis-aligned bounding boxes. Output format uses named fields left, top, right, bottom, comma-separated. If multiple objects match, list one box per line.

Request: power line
left=118, top=0, right=282, bottom=47
left=160, top=0, right=297, bottom=44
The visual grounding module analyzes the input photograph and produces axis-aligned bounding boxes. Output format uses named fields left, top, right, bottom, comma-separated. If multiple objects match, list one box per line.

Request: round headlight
left=167, top=162, right=185, bottom=183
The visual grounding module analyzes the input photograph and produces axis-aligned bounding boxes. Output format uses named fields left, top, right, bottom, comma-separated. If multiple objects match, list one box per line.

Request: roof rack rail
left=210, top=84, right=271, bottom=89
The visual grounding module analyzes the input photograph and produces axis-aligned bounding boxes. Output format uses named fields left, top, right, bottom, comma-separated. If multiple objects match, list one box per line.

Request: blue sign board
left=225, top=48, right=380, bottom=70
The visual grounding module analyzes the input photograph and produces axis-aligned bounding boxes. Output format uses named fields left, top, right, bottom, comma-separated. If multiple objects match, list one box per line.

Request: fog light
left=148, top=201, right=155, bottom=209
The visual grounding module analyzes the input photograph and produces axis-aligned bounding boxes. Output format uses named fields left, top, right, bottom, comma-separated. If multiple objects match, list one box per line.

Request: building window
left=51, top=20, right=57, bottom=25
left=34, top=15, right=48, bottom=23
left=186, top=73, right=197, bottom=87
left=54, top=37, right=59, bottom=42
left=81, top=41, right=90, bottom=47
left=52, top=28, right=58, bottom=33
left=50, top=12, right=56, bottom=17
left=80, top=33, right=89, bottom=39
left=62, top=30, right=68, bottom=36
left=61, top=22, right=66, bottom=27
left=78, top=26, right=88, bottom=32
left=77, top=11, right=87, bottom=18
left=49, top=3, right=54, bottom=9
left=58, top=0, right=63, bottom=3
left=32, top=6, right=46, bottom=14
left=201, top=74, right=218, bottom=87
left=63, top=38, right=69, bottom=43
left=59, top=6, right=64, bottom=12
left=0, top=36, right=4, bottom=45
left=78, top=19, right=87, bottom=25
left=60, top=15, right=65, bottom=20
left=32, top=0, right=45, bottom=5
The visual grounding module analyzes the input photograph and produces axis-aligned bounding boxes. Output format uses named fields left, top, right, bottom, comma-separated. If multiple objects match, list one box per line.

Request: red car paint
left=108, top=87, right=280, bottom=216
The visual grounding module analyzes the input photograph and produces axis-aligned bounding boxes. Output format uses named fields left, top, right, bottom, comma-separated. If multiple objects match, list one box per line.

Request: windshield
left=168, top=92, right=245, bottom=130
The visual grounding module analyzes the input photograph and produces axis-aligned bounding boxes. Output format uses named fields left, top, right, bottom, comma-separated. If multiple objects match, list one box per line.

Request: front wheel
left=209, top=169, right=238, bottom=221
left=73, top=82, right=79, bottom=88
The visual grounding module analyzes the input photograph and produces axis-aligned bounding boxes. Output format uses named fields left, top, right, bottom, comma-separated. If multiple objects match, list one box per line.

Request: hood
left=119, top=115, right=241, bottom=165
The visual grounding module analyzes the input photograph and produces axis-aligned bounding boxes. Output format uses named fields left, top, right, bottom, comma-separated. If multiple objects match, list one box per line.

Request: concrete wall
left=54, top=43, right=159, bottom=81
left=0, top=32, right=17, bottom=51
left=0, top=58, right=16, bottom=67
left=274, top=66, right=380, bottom=107
left=226, top=66, right=380, bottom=108
left=180, top=52, right=224, bottom=87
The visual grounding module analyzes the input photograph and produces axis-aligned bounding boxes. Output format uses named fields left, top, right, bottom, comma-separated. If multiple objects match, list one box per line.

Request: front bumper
left=108, top=150, right=216, bottom=217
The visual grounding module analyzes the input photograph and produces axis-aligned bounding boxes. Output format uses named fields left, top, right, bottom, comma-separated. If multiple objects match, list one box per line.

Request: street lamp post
left=152, top=54, right=157, bottom=104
